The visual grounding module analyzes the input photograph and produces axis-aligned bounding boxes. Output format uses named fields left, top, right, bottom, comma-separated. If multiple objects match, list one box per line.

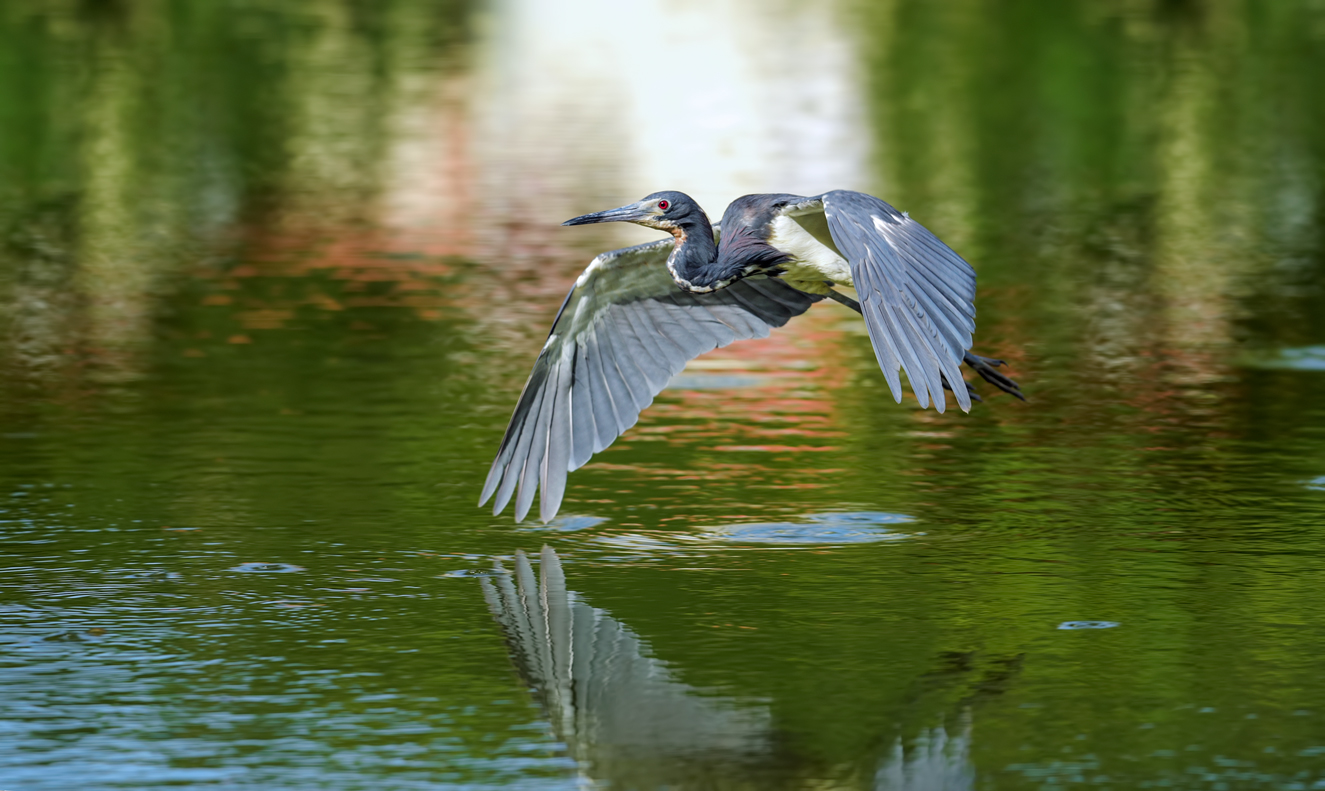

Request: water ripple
left=1242, top=346, right=1325, bottom=371
left=227, top=562, right=305, bottom=574
left=699, top=511, right=914, bottom=545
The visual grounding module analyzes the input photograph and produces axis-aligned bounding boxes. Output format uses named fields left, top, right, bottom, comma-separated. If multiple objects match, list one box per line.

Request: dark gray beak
left=562, top=201, right=652, bottom=226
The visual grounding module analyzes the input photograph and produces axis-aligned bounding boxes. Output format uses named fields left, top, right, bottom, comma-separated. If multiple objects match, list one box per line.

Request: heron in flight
left=480, top=190, right=1023, bottom=522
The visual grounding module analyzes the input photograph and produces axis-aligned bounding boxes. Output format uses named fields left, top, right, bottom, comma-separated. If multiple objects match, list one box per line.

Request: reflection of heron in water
left=481, top=546, right=975, bottom=790
left=875, top=718, right=974, bottom=791
left=481, top=546, right=773, bottom=787
left=481, top=191, right=1024, bottom=522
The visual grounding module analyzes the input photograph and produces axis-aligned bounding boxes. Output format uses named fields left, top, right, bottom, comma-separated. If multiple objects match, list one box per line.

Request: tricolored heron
left=480, top=190, right=1023, bottom=522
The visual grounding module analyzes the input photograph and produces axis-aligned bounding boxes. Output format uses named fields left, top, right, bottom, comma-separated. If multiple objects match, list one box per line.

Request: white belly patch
left=768, top=215, right=852, bottom=293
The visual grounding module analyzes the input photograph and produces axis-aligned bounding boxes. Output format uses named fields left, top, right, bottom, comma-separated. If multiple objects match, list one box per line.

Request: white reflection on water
left=700, top=511, right=915, bottom=545
left=226, top=562, right=306, bottom=574
left=875, top=718, right=973, bottom=791
left=526, top=514, right=610, bottom=532
left=1057, top=621, right=1121, bottom=631
left=483, top=546, right=975, bottom=790
left=585, top=512, right=917, bottom=557
left=468, top=0, right=870, bottom=241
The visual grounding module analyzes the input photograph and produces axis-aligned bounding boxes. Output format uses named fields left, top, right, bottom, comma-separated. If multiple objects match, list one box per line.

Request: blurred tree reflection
left=0, top=0, right=471, bottom=389
left=861, top=0, right=1325, bottom=367
left=4, top=0, right=1321, bottom=393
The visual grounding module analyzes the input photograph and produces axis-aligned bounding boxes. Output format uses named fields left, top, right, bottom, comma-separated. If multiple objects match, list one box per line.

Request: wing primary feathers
left=694, top=305, right=741, bottom=347
left=676, top=295, right=739, bottom=348
left=482, top=281, right=583, bottom=510
left=514, top=365, right=558, bottom=522
left=863, top=299, right=906, bottom=402
left=615, top=304, right=667, bottom=375
left=904, top=262, right=977, bottom=333
left=491, top=378, right=548, bottom=515
left=879, top=299, right=936, bottom=410
left=479, top=455, right=504, bottom=507
left=881, top=225, right=976, bottom=308
left=480, top=359, right=547, bottom=506
left=905, top=228, right=977, bottom=299
left=610, top=309, right=671, bottom=392
left=581, top=325, right=620, bottom=453
left=821, top=190, right=981, bottom=413
left=598, top=319, right=653, bottom=413
left=569, top=345, right=599, bottom=469
left=540, top=361, right=574, bottom=522
left=905, top=278, right=970, bottom=355
left=638, top=299, right=692, bottom=373
left=901, top=281, right=973, bottom=411
left=656, top=293, right=713, bottom=357
left=901, top=308, right=950, bottom=412
left=588, top=325, right=639, bottom=434
left=864, top=230, right=967, bottom=411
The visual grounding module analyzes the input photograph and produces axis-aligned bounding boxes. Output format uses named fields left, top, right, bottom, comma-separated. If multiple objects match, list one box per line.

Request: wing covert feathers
left=819, top=190, right=978, bottom=414
left=481, top=239, right=821, bottom=522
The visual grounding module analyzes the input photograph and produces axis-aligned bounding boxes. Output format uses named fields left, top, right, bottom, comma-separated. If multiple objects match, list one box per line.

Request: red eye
left=658, top=200, right=670, bottom=210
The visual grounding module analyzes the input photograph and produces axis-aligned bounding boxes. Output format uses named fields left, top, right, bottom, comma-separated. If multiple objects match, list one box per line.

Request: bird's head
left=562, top=191, right=705, bottom=235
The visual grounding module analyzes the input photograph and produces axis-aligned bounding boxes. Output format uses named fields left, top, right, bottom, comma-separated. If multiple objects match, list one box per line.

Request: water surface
left=4, top=1, right=1325, bottom=789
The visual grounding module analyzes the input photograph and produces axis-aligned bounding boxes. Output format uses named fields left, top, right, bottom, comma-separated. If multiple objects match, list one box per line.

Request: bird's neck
left=664, top=216, right=727, bottom=291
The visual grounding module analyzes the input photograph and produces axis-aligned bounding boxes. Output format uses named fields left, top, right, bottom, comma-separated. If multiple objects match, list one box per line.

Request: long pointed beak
left=562, top=202, right=652, bottom=226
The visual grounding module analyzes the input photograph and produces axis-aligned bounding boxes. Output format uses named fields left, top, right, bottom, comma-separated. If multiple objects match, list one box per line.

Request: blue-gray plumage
left=480, top=190, right=1023, bottom=522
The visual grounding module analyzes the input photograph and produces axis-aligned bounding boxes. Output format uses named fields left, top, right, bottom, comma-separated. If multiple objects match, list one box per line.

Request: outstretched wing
left=785, top=191, right=977, bottom=413
left=480, top=236, right=822, bottom=522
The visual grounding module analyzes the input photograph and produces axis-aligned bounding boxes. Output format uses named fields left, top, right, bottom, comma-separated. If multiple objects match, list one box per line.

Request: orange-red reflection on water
left=192, top=223, right=474, bottom=332
left=563, top=304, right=854, bottom=523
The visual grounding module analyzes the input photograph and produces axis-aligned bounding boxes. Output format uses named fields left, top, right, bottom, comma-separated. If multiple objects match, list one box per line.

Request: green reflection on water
left=3, top=1, right=1325, bottom=789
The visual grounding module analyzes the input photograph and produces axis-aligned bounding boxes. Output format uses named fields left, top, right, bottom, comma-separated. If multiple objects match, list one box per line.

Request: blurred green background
left=3, top=1, right=1325, bottom=788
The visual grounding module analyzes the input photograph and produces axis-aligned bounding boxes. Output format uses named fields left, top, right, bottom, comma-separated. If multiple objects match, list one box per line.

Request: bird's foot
left=962, top=352, right=1025, bottom=401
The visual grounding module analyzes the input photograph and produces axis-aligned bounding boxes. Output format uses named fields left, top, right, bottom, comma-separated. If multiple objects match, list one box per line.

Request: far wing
left=480, top=237, right=822, bottom=522
left=789, top=191, right=977, bottom=413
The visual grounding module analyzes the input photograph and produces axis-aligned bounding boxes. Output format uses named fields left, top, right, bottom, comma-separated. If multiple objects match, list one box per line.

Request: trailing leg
left=962, top=352, right=1024, bottom=401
